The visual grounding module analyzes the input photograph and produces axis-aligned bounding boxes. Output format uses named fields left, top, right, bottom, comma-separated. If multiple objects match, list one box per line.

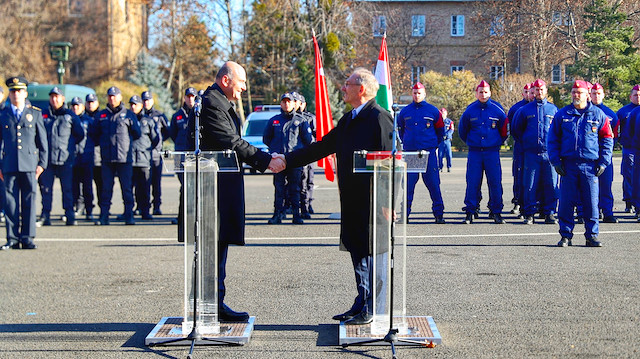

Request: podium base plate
left=339, top=316, right=441, bottom=346
left=145, top=316, right=255, bottom=346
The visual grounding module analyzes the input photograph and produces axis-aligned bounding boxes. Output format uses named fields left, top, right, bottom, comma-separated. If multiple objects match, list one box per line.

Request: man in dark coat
left=282, top=68, right=395, bottom=325
left=198, top=61, right=284, bottom=322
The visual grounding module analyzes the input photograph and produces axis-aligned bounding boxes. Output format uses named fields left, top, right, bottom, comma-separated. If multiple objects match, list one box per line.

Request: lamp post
left=49, top=42, right=73, bottom=84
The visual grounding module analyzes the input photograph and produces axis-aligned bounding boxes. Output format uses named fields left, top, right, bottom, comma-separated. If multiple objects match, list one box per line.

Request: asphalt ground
left=1, top=155, right=639, bottom=359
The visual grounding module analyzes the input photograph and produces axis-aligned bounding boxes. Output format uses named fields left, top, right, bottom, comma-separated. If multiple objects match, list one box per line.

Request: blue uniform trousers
left=438, top=140, right=452, bottom=170
left=598, top=161, right=615, bottom=217
left=133, top=166, right=151, bottom=215
left=407, top=150, right=444, bottom=217
left=72, top=161, right=94, bottom=215
left=621, top=149, right=634, bottom=203
left=273, top=167, right=302, bottom=214
left=522, top=151, right=558, bottom=217
left=558, top=161, right=599, bottom=240
left=0, top=178, right=5, bottom=216
left=39, top=164, right=75, bottom=219
left=93, top=165, right=103, bottom=207
left=512, top=147, right=524, bottom=205
left=218, top=242, right=229, bottom=306
left=463, top=150, right=503, bottom=214
left=151, top=158, right=163, bottom=211
left=100, top=162, right=134, bottom=217
left=4, top=172, right=37, bottom=242
left=631, top=153, right=640, bottom=211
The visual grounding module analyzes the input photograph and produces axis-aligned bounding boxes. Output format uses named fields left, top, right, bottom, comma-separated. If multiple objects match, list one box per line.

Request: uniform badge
left=294, top=120, right=300, bottom=126
left=592, top=126, right=597, bottom=133
left=426, top=122, right=431, bottom=128
left=26, top=114, right=33, bottom=122
left=491, top=121, right=496, bottom=128
left=143, top=120, right=147, bottom=126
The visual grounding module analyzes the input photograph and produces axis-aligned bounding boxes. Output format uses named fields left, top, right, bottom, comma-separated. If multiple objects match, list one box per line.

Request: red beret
left=633, top=84, right=640, bottom=91
left=532, top=79, right=546, bottom=88
left=587, top=82, right=593, bottom=90
left=572, top=80, right=589, bottom=89
left=591, top=83, right=603, bottom=91
left=523, top=83, right=531, bottom=90
left=412, top=82, right=425, bottom=90
left=476, top=80, right=490, bottom=90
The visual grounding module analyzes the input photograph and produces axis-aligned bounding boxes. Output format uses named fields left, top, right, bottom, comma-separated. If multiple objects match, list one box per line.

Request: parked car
left=27, top=83, right=96, bottom=110
left=241, top=107, right=279, bottom=173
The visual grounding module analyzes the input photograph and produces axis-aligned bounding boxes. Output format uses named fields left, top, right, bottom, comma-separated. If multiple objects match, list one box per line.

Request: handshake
left=268, top=153, right=287, bottom=173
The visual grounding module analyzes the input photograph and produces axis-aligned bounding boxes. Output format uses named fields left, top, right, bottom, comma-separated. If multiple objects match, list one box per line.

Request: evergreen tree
left=129, top=51, right=175, bottom=114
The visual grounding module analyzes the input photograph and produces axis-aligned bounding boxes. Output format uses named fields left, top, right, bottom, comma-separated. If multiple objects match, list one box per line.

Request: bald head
left=215, top=61, right=247, bottom=101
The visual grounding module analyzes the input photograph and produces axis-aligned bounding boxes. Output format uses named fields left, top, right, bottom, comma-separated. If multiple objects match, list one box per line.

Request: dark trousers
left=349, top=252, right=371, bottom=315
left=100, top=162, right=134, bottom=217
left=512, top=146, right=524, bottom=205
left=621, top=148, right=634, bottom=203
left=4, top=172, right=37, bottom=242
left=558, top=161, right=599, bottom=240
left=93, top=165, right=103, bottom=208
left=38, top=164, right=75, bottom=219
left=218, top=242, right=229, bottom=305
left=133, top=166, right=151, bottom=215
left=151, top=158, right=163, bottom=211
left=73, top=162, right=94, bottom=215
left=273, top=167, right=302, bottom=214
left=599, top=160, right=615, bottom=217
left=438, top=139, right=452, bottom=169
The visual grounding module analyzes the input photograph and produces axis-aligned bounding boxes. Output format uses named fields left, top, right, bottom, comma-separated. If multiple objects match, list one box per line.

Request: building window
left=68, top=0, right=83, bottom=15
left=489, top=15, right=504, bottom=36
left=451, top=15, right=465, bottom=37
left=551, top=65, right=562, bottom=83
left=564, top=64, right=574, bottom=83
left=451, top=66, right=464, bottom=74
left=412, top=15, right=425, bottom=37
left=373, top=15, right=387, bottom=37
left=411, top=66, right=426, bottom=85
left=552, top=11, right=572, bottom=26
left=490, top=65, right=503, bottom=80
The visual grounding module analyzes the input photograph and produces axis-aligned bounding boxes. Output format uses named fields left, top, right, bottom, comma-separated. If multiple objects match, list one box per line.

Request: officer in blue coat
left=438, top=107, right=454, bottom=172
left=615, top=84, right=639, bottom=213
left=512, top=79, right=559, bottom=224
left=92, top=86, right=142, bottom=225
left=628, top=104, right=640, bottom=221
left=0, top=77, right=48, bottom=250
left=0, top=87, right=6, bottom=224
left=547, top=80, right=614, bottom=247
left=507, top=83, right=532, bottom=216
left=70, top=96, right=96, bottom=221
left=397, top=82, right=446, bottom=223
left=85, top=94, right=103, bottom=210
left=263, top=92, right=313, bottom=224
left=38, top=87, right=85, bottom=226
left=141, top=91, right=169, bottom=215
left=459, top=80, right=509, bottom=224
left=590, top=83, right=619, bottom=223
left=130, top=95, right=160, bottom=220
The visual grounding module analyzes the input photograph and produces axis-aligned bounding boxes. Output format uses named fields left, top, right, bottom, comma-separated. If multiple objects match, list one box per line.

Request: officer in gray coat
left=130, top=95, right=160, bottom=220
left=0, top=77, right=48, bottom=250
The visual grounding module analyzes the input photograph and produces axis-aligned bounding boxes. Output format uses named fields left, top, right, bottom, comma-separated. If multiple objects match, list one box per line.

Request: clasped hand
left=268, top=153, right=287, bottom=173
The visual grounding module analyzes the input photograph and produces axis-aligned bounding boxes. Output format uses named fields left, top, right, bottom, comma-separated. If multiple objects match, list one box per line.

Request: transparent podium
left=146, top=151, right=255, bottom=348
left=339, top=151, right=442, bottom=349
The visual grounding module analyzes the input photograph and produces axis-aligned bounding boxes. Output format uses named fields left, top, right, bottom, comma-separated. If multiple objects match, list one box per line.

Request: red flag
left=313, top=34, right=335, bottom=182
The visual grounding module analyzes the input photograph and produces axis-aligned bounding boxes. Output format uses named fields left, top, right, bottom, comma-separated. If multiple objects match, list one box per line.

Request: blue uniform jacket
left=593, top=103, right=618, bottom=141
left=263, top=111, right=313, bottom=154
left=75, top=112, right=95, bottom=165
left=397, top=101, right=444, bottom=150
left=626, top=106, right=640, bottom=150
left=132, top=112, right=160, bottom=167
left=169, top=105, right=192, bottom=151
left=458, top=99, right=508, bottom=150
left=616, top=103, right=638, bottom=148
left=144, top=107, right=169, bottom=160
left=512, top=99, right=558, bottom=153
left=508, top=99, right=529, bottom=144
left=443, top=117, right=454, bottom=140
left=92, top=104, right=142, bottom=164
left=0, top=105, right=48, bottom=173
left=43, top=106, right=84, bottom=167
left=547, top=102, right=614, bottom=168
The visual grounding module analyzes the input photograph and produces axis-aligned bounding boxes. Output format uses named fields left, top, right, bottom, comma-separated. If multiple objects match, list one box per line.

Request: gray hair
left=351, top=67, right=379, bottom=99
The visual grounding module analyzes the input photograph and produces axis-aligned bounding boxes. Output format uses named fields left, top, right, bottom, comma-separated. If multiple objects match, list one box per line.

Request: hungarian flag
left=375, top=34, right=393, bottom=113
left=313, top=34, right=335, bottom=182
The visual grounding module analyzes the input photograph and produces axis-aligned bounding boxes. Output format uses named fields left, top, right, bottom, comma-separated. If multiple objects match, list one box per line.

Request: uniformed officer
left=589, top=83, right=619, bottom=223
left=616, top=84, right=639, bottom=213
left=548, top=80, right=614, bottom=247
left=0, top=87, right=6, bottom=224
left=85, top=93, right=103, bottom=209
left=507, top=83, right=533, bottom=216
left=263, top=92, right=313, bottom=224
left=141, top=91, right=169, bottom=215
left=296, top=93, right=317, bottom=218
left=512, top=79, right=559, bottom=224
left=169, top=87, right=196, bottom=237
left=38, top=87, right=85, bottom=226
left=130, top=95, right=160, bottom=220
left=71, top=96, right=96, bottom=221
left=397, top=82, right=446, bottom=223
left=92, top=86, right=142, bottom=225
left=0, top=77, right=48, bottom=250
left=438, top=108, right=454, bottom=172
left=458, top=80, right=509, bottom=224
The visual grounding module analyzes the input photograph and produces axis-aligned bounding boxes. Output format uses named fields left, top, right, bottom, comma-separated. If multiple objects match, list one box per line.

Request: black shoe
left=557, top=237, right=572, bottom=247
left=141, top=213, right=153, bottom=220
left=576, top=217, right=584, bottom=224
left=439, top=168, right=443, bottom=172
left=488, top=211, right=495, bottom=220
left=344, top=312, right=373, bottom=326
left=510, top=204, right=521, bottom=215
left=0, top=240, right=20, bottom=250
left=624, top=203, right=635, bottom=213
left=171, top=218, right=178, bottom=225
left=523, top=216, right=534, bottom=225
left=292, top=216, right=304, bottom=224
left=124, top=216, right=136, bottom=225
left=308, top=205, right=314, bottom=214
left=447, top=167, right=451, bottom=172
left=38, top=213, right=51, bottom=226
left=85, top=214, right=94, bottom=221
left=66, top=220, right=78, bottom=226
left=267, top=214, right=282, bottom=224
left=153, top=209, right=162, bottom=215
left=219, top=303, right=249, bottom=322
left=332, top=308, right=360, bottom=321
left=300, top=212, right=311, bottom=219
left=95, top=214, right=110, bottom=226
left=463, top=213, right=473, bottom=224
left=435, top=216, right=445, bottom=224
left=544, top=214, right=558, bottom=224
left=586, top=239, right=602, bottom=247
left=602, top=215, right=618, bottom=223
left=493, top=213, right=506, bottom=224
left=473, top=211, right=480, bottom=219
left=21, top=242, right=37, bottom=250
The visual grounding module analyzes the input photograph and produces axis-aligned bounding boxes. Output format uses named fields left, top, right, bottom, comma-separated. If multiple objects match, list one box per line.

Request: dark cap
left=141, top=91, right=152, bottom=101
left=107, top=86, right=121, bottom=96
left=49, top=86, right=64, bottom=96
left=280, top=92, right=294, bottom=101
left=185, top=87, right=197, bottom=96
left=298, top=94, right=306, bottom=103
left=70, top=97, right=83, bottom=106
left=6, top=76, right=28, bottom=90
left=86, top=93, right=98, bottom=102
left=129, top=95, right=142, bottom=104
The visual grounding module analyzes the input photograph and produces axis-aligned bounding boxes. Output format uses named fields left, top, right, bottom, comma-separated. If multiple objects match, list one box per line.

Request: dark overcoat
left=286, top=98, right=395, bottom=259
left=199, top=83, right=271, bottom=245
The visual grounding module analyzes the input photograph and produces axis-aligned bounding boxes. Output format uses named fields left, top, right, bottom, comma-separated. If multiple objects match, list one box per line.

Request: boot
left=463, top=213, right=473, bottom=224
left=267, top=212, right=282, bottom=224
left=544, top=214, right=558, bottom=224
left=493, top=213, right=506, bottom=224
left=510, top=204, right=520, bottom=215
left=292, top=209, right=304, bottom=224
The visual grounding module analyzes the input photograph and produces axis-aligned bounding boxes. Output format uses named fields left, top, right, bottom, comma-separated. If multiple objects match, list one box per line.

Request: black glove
left=596, top=165, right=606, bottom=177
left=554, top=165, right=565, bottom=176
